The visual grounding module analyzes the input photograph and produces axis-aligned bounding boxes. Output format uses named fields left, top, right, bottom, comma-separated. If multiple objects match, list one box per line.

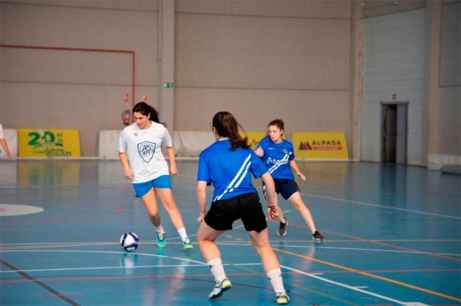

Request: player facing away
left=196, top=111, right=290, bottom=305
left=255, top=119, right=324, bottom=242
left=119, top=101, right=193, bottom=249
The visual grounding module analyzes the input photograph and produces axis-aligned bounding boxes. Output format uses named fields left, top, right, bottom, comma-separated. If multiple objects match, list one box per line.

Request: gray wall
left=439, top=1, right=461, bottom=156
left=0, top=5, right=3, bottom=101
left=175, top=0, right=352, bottom=137
left=0, top=0, right=354, bottom=157
left=361, top=9, right=426, bottom=165
left=0, top=0, right=161, bottom=156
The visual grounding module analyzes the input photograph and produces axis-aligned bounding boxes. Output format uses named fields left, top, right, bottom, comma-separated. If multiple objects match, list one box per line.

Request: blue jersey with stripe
left=197, top=139, right=268, bottom=201
left=257, top=136, right=295, bottom=180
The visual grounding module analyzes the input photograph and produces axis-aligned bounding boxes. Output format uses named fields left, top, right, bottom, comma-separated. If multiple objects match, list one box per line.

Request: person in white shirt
left=119, top=102, right=192, bottom=249
left=0, top=123, right=12, bottom=159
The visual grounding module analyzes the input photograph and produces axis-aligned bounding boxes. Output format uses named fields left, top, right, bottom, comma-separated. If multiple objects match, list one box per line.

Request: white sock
left=208, top=258, right=227, bottom=283
left=177, top=227, right=189, bottom=242
left=155, top=225, right=165, bottom=234
left=267, top=268, right=286, bottom=295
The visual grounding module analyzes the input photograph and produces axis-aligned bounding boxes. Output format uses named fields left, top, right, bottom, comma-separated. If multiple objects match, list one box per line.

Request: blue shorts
left=133, top=175, right=172, bottom=198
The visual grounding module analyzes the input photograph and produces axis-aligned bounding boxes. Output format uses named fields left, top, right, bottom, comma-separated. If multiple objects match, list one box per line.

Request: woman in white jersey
left=0, top=123, right=12, bottom=159
left=196, top=111, right=289, bottom=305
left=119, top=102, right=192, bottom=249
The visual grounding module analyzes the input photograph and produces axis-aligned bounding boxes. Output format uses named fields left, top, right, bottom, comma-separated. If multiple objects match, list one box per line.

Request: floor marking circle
left=0, top=204, right=44, bottom=216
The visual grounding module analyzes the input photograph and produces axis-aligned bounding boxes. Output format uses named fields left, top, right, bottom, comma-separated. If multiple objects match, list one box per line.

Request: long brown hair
left=268, top=118, right=285, bottom=137
left=132, top=101, right=160, bottom=123
left=268, top=119, right=284, bottom=131
left=212, top=111, right=249, bottom=150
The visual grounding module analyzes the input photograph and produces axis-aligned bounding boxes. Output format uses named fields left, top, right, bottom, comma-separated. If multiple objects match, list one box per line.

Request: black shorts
left=204, top=192, right=268, bottom=232
left=274, top=179, right=300, bottom=200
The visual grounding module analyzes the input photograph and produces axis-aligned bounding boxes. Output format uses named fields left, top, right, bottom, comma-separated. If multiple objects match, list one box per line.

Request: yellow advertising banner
left=242, top=131, right=266, bottom=149
left=18, top=129, right=81, bottom=157
left=293, top=132, right=349, bottom=160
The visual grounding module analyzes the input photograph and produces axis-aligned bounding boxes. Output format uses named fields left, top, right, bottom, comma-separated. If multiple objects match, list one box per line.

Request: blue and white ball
left=120, top=232, right=139, bottom=252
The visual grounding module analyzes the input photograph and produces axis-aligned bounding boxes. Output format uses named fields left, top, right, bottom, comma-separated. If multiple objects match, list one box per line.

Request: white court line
left=0, top=264, right=205, bottom=274
left=1, top=238, right=459, bottom=247
left=0, top=248, right=262, bottom=274
left=175, top=174, right=461, bottom=221
left=215, top=241, right=461, bottom=257
left=168, top=221, right=246, bottom=241
left=2, top=241, right=460, bottom=258
left=281, top=265, right=427, bottom=306
left=0, top=262, right=262, bottom=274
left=0, top=249, right=206, bottom=265
left=0, top=246, right=432, bottom=305
left=270, top=245, right=461, bottom=257
left=301, top=192, right=461, bottom=221
left=354, top=286, right=368, bottom=289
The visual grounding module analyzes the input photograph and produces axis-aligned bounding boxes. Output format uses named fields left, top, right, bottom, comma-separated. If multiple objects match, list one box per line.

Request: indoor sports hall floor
left=0, top=160, right=460, bottom=305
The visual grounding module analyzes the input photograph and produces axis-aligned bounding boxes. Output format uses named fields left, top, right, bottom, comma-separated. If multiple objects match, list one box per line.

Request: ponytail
left=132, top=101, right=160, bottom=123
left=212, top=111, right=249, bottom=150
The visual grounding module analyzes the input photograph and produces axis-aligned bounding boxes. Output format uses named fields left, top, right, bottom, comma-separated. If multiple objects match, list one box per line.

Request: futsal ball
left=120, top=232, right=139, bottom=252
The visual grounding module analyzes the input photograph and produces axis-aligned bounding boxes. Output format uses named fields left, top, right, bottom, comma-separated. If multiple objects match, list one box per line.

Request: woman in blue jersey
left=255, top=119, right=323, bottom=241
left=196, top=111, right=289, bottom=305
left=119, top=102, right=192, bottom=249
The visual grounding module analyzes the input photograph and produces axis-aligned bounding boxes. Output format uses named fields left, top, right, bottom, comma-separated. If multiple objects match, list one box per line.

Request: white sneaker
left=208, top=278, right=232, bottom=299
left=275, top=293, right=290, bottom=304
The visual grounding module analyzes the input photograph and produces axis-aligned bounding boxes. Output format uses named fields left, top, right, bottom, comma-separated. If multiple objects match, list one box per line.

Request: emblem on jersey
left=137, top=141, right=156, bottom=163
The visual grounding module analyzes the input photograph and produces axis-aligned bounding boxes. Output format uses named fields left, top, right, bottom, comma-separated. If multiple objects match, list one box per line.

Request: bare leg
left=197, top=221, right=231, bottom=299
left=288, top=191, right=317, bottom=233
left=248, top=228, right=288, bottom=302
left=140, top=189, right=161, bottom=227
left=197, top=221, right=225, bottom=262
left=248, top=228, right=280, bottom=272
left=156, top=188, right=186, bottom=230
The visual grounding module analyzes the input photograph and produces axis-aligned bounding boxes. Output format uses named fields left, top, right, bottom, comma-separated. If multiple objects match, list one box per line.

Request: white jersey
left=119, top=121, right=173, bottom=183
left=0, top=124, right=4, bottom=139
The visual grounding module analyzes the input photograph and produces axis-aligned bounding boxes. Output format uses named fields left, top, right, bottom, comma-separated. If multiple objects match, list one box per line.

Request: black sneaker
left=277, top=218, right=288, bottom=237
left=312, top=230, right=324, bottom=242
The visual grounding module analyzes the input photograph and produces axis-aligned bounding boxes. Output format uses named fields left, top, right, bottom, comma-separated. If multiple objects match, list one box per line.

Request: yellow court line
left=274, top=247, right=461, bottom=304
